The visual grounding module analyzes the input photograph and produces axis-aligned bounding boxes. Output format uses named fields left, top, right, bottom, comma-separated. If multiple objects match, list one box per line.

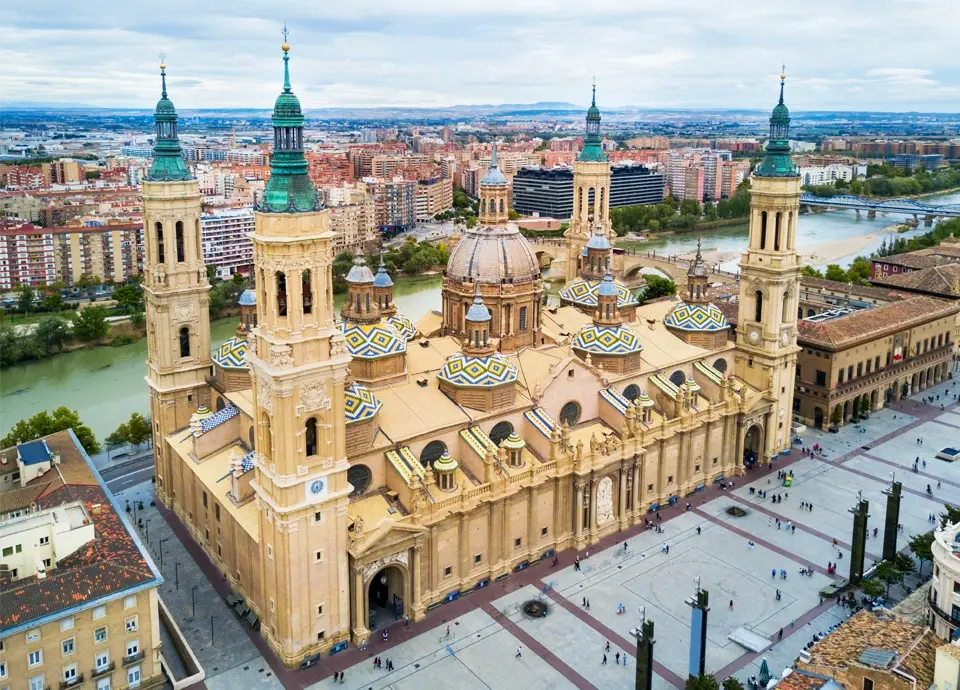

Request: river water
left=3, top=189, right=958, bottom=441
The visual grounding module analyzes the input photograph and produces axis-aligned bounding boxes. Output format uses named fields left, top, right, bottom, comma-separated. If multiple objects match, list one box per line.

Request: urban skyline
left=2, top=0, right=959, bottom=112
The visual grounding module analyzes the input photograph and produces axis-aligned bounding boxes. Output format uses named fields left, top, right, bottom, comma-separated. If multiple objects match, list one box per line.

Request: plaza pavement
left=121, top=376, right=960, bottom=690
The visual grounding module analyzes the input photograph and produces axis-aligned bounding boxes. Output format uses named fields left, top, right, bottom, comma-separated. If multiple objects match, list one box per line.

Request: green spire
left=147, top=58, right=191, bottom=182
left=579, top=78, right=607, bottom=163
left=756, top=68, right=797, bottom=178
left=259, top=27, right=318, bottom=214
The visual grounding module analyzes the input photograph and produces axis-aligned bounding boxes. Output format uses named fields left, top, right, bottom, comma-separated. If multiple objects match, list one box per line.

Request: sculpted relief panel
left=596, top=476, right=614, bottom=525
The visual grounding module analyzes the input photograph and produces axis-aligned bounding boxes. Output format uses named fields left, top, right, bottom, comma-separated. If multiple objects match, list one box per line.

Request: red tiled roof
left=872, top=264, right=960, bottom=297
left=0, top=431, right=156, bottom=632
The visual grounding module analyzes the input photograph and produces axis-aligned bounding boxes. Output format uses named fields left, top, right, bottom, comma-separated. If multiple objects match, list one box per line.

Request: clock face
left=781, top=331, right=790, bottom=347
left=748, top=329, right=761, bottom=344
left=310, top=479, right=325, bottom=495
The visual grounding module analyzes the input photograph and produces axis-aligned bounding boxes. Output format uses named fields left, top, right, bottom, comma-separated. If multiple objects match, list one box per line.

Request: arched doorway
left=743, top=425, right=762, bottom=467
left=813, top=407, right=824, bottom=429
left=368, top=565, right=406, bottom=631
left=842, top=400, right=851, bottom=423
left=870, top=389, right=878, bottom=411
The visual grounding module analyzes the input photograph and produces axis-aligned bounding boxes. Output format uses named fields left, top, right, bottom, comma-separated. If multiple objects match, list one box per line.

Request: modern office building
left=513, top=163, right=664, bottom=219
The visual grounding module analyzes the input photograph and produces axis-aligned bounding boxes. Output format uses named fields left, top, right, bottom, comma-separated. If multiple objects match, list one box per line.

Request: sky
left=2, top=0, right=959, bottom=112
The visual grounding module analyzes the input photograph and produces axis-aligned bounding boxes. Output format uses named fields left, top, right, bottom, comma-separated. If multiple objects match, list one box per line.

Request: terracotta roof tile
left=873, top=263, right=960, bottom=297
left=875, top=252, right=957, bottom=270
left=800, top=277, right=910, bottom=302
left=0, top=431, right=156, bottom=632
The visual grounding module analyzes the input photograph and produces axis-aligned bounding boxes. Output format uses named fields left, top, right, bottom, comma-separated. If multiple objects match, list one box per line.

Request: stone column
left=412, top=541, right=424, bottom=621
left=352, top=567, right=369, bottom=641
left=618, top=463, right=628, bottom=530
left=574, top=478, right=585, bottom=547
left=588, top=476, right=597, bottom=543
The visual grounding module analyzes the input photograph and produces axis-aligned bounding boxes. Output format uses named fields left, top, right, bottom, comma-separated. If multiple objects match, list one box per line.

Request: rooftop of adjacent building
left=800, top=610, right=940, bottom=689
left=0, top=430, right=160, bottom=634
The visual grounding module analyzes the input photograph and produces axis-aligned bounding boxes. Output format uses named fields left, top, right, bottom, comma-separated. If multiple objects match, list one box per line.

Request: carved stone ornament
left=596, top=476, right=614, bottom=525
left=358, top=550, right=409, bottom=582
left=330, top=334, right=347, bottom=358
left=173, top=302, right=197, bottom=323
left=270, top=344, right=294, bottom=368
left=257, top=374, right=274, bottom=413
left=300, top=380, right=331, bottom=412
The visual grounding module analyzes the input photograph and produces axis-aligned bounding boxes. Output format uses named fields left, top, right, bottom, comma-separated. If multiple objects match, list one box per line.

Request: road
left=100, top=454, right=155, bottom=493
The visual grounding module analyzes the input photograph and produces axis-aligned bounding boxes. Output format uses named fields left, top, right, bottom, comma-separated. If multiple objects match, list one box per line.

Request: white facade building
left=930, top=520, right=960, bottom=640
left=200, top=207, right=255, bottom=278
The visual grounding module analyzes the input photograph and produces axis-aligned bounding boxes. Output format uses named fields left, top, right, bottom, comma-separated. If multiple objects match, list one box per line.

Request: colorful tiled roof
left=385, top=446, right=425, bottom=485
left=524, top=407, right=556, bottom=438
left=432, top=450, right=459, bottom=473
left=344, top=382, right=382, bottom=425
left=460, top=426, right=496, bottom=458
left=340, top=320, right=407, bottom=360
left=386, top=313, right=418, bottom=341
left=200, top=404, right=239, bottom=432
left=664, top=302, right=729, bottom=332
left=650, top=373, right=680, bottom=397
left=213, top=336, right=249, bottom=369
left=240, top=451, right=255, bottom=473
left=560, top=276, right=638, bottom=309
left=572, top=323, right=643, bottom=355
left=694, top=360, right=724, bottom=385
left=501, top=432, right=526, bottom=450
left=0, top=431, right=157, bottom=633
left=600, top=387, right=631, bottom=415
left=437, top=352, right=518, bottom=388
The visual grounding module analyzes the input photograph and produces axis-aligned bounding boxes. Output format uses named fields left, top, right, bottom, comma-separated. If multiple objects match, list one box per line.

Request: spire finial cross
left=158, top=51, right=166, bottom=66
left=282, top=24, right=290, bottom=44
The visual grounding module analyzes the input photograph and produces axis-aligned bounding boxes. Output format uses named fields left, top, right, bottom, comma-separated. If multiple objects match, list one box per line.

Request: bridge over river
left=800, top=193, right=960, bottom=219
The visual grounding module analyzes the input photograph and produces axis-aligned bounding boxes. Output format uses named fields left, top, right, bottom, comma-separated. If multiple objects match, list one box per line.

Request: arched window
left=155, top=222, right=165, bottom=264
left=760, top=212, right=767, bottom=250
left=774, top=212, right=782, bottom=251
left=782, top=290, right=790, bottom=324
left=175, top=221, right=185, bottom=262
left=216, top=397, right=225, bottom=411
left=365, top=293, right=370, bottom=312
left=669, top=370, right=685, bottom=387
left=489, top=199, right=496, bottom=214
left=623, top=384, right=640, bottom=401
left=499, top=198, right=505, bottom=213
left=276, top=271, right=287, bottom=316
left=489, top=421, right=514, bottom=445
left=348, top=465, right=372, bottom=496
left=420, top=440, right=447, bottom=467
left=559, top=401, right=581, bottom=426
left=302, top=270, right=312, bottom=314
left=260, top=412, right=271, bottom=453
left=305, top=418, right=317, bottom=456
left=355, top=292, right=361, bottom=312
left=807, top=308, right=815, bottom=318
left=754, top=290, right=764, bottom=323
left=605, top=303, right=611, bottom=319
left=179, top=327, right=190, bottom=358
left=713, top=358, right=728, bottom=373
left=248, top=426, right=255, bottom=449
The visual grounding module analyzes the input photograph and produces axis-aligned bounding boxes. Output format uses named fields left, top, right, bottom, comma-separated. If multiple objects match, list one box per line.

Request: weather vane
left=282, top=24, right=289, bottom=43
left=159, top=51, right=166, bottom=66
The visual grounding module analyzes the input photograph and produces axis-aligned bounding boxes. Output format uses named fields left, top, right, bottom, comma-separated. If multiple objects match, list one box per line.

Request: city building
left=797, top=163, right=863, bottom=186
left=364, top=177, right=416, bottom=233
left=148, top=55, right=803, bottom=669
left=0, top=220, right=57, bottom=289
left=200, top=208, right=256, bottom=278
left=328, top=199, right=377, bottom=255
left=871, top=239, right=960, bottom=281
left=891, top=153, right=945, bottom=171
left=415, top=177, right=453, bottom=221
left=795, top=610, right=940, bottom=690
left=929, top=519, right=960, bottom=639
left=0, top=430, right=165, bottom=690
left=42, top=160, right=85, bottom=186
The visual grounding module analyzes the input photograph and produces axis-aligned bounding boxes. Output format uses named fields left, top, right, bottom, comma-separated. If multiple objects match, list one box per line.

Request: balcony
left=928, top=598, right=960, bottom=629
left=123, top=650, right=145, bottom=666
left=92, top=661, right=115, bottom=678
left=59, top=674, right=84, bottom=690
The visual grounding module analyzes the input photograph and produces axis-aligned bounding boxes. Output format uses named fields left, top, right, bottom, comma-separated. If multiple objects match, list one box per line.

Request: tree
left=908, top=532, right=934, bottom=576
left=892, top=551, right=916, bottom=578
left=687, top=674, right=720, bottom=690
left=71, top=306, right=109, bottom=341
left=722, top=678, right=745, bottom=690
left=104, top=424, right=129, bottom=448
left=125, top=413, right=152, bottom=446
left=801, top=265, right=824, bottom=278
left=860, top=578, right=885, bottom=599
left=42, top=292, right=65, bottom=313
left=129, top=310, right=146, bottom=329
left=112, top=285, right=142, bottom=312
left=824, top=264, right=848, bottom=282
left=17, top=283, right=35, bottom=314
left=508, top=209, right=521, bottom=221
left=206, top=264, right=219, bottom=283
left=640, top=275, right=677, bottom=303
left=859, top=396, right=872, bottom=417
left=830, top=405, right=842, bottom=425
left=940, top=504, right=960, bottom=528
left=1, top=406, right=101, bottom=454
left=874, top=560, right=904, bottom=597
left=232, top=272, right=247, bottom=286
left=847, top=257, right=873, bottom=285
left=34, top=315, right=69, bottom=354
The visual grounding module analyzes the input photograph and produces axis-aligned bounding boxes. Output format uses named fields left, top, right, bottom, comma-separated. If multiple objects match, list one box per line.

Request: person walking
left=616, top=652, right=621, bottom=665
left=729, top=599, right=734, bottom=610
left=605, top=641, right=611, bottom=652
left=778, top=628, right=783, bottom=641
left=697, top=526, right=702, bottom=535
left=602, top=654, right=608, bottom=665
left=516, top=647, right=522, bottom=658
left=339, top=671, right=345, bottom=685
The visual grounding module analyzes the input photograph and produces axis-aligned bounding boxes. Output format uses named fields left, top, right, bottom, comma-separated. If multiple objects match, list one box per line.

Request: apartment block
left=0, top=220, right=57, bottom=289
left=415, top=177, right=454, bottom=221
left=0, top=431, right=165, bottom=690
left=41, top=160, right=84, bottom=186
left=329, top=200, right=377, bottom=255
left=54, top=223, right=144, bottom=286
left=201, top=208, right=256, bottom=278
left=364, top=177, right=416, bottom=233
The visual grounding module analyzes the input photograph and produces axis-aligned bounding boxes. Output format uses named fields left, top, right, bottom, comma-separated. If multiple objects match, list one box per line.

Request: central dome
left=446, top=225, right=540, bottom=284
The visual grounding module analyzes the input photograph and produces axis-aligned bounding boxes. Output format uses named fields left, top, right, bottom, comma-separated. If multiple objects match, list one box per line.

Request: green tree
left=129, top=310, right=146, bottom=329
left=1, top=406, right=101, bottom=454
left=124, top=412, right=152, bottom=446
left=232, top=272, right=247, bottom=286
left=686, top=674, right=720, bottom=690
left=71, top=306, right=109, bottom=341
left=824, top=264, right=848, bottom=282
left=34, top=315, right=69, bottom=354
left=508, top=209, right=521, bottom=221
left=42, top=292, right=65, bottom=313
left=908, top=532, right=934, bottom=576
left=940, top=504, right=960, bottom=528
left=892, top=551, right=916, bottom=578
left=206, top=264, right=219, bottom=284
left=860, top=578, right=885, bottom=599
left=17, top=283, right=35, bottom=314
left=830, top=405, right=842, bottom=425
left=801, top=265, right=824, bottom=278
left=112, top=285, right=142, bottom=312
left=104, top=423, right=129, bottom=448
left=847, top=257, right=873, bottom=285
left=640, top=275, right=677, bottom=303
left=874, top=560, right=903, bottom=597
left=722, top=678, right=745, bottom=690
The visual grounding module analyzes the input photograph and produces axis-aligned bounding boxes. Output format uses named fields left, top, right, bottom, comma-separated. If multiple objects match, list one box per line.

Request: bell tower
left=734, top=69, right=802, bottom=459
left=142, top=60, right=212, bottom=506
left=565, top=80, right=612, bottom=281
left=246, top=33, right=352, bottom=665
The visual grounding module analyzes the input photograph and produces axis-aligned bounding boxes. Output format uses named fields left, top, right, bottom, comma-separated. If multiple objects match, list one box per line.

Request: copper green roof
left=259, top=42, right=318, bottom=214
left=756, top=73, right=797, bottom=178
left=147, top=65, right=191, bottom=182
left=579, top=82, right=607, bottom=163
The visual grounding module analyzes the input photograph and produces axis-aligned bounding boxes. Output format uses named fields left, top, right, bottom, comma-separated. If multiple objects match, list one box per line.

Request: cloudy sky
left=2, top=0, right=958, bottom=112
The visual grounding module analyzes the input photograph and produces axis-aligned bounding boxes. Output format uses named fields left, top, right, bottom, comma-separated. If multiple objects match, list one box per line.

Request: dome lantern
left=756, top=67, right=798, bottom=178
left=147, top=59, right=192, bottom=182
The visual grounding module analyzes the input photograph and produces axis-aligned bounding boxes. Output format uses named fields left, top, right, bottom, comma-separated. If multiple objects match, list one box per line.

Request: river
left=3, top=189, right=958, bottom=441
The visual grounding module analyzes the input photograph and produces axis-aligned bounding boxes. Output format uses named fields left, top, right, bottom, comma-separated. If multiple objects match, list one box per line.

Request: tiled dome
left=340, top=321, right=407, bottom=360
left=446, top=225, right=540, bottom=284
left=344, top=382, right=382, bottom=424
left=664, top=303, right=729, bottom=332
left=571, top=324, right=643, bottom=356
left=438, top=352, right=519, bottom=388
left=213, top=336, right=249, bottom=369
left=560, top=277, right=638, bottom=309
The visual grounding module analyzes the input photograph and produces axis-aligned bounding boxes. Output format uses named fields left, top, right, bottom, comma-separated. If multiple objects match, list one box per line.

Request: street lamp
left=159, top=538, right=170, bottom=569
left=175, top=562, right=180, bottom=590
left=144, top=519, right=150, bottom=541
left=191, top=585, right=198, bottom=618
left=211, top=615, right=216, bottom=645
